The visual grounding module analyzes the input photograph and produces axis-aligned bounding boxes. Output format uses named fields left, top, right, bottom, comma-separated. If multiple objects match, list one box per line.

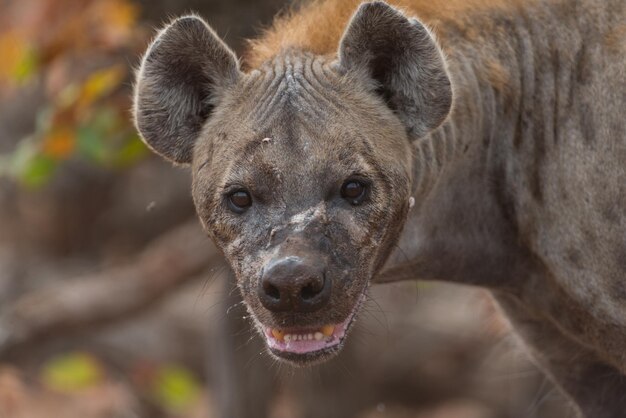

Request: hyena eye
left=227, top=190, right=252, bottom=213
left=341, top=179, right=368, bottom=205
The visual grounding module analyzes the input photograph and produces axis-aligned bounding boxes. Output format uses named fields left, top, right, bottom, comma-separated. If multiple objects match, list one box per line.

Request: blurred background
left=0, top=0, right=574, bottom=417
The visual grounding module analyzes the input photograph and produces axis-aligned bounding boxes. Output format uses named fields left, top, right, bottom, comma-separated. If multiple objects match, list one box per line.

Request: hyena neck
left=379, top=4, right=626, bottom=414
left=379, top=5, right=555, bottom=288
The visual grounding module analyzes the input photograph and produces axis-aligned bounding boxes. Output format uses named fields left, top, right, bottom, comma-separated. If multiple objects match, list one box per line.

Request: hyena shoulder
left=246, top=0, right=535, bottom=67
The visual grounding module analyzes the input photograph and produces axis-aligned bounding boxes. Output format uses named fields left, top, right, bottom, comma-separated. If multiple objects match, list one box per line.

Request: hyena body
left=133, top=0, right=626, bottom=416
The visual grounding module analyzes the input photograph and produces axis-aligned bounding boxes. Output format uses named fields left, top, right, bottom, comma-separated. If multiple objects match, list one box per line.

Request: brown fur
left=484, top=58, right=512, bottom=100
left=245, top=0, right=530, bottom=67
left=603, top=24, right=626, bottom=53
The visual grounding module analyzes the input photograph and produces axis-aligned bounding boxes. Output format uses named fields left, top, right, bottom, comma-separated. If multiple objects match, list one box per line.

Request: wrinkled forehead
left=195, top=51, right=412, bottom=206
left=218, top=55, right=376, bottom=187
left=240, top=52, right=348, bottom=125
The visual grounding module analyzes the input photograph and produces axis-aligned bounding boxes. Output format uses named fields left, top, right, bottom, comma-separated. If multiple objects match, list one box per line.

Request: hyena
left=133, top=0, right=626, bottom=416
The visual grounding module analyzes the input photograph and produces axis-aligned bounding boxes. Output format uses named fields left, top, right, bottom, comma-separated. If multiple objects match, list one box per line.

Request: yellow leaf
left=0, top=31, right=36, bottom=84
left=91, top=0, right=140, bottom=39
left=40, top=352, right=104, bottom=392
left=79, top=65, right=126, bottom=106
left=42, top=127, right=76, bottom=159
left=57, top=83, right=80, bottom=108
left=105, top=0, right=139, bottom=30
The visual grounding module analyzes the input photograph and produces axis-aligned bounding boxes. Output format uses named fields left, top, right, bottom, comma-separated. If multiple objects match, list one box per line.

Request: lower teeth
left=276, top=331, right=330, bottom=342
left=271, top=325, right=335, bottom=343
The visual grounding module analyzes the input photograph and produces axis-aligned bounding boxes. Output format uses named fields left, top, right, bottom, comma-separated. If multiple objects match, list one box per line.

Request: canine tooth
left=314, top=332, right=323, bottom=341
left=271, top=329, right=285, bottom=342
left=321, top=325, right=335, bottom=336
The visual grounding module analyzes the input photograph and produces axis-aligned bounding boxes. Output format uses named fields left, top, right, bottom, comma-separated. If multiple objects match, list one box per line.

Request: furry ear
left=338, top=1, right=452, bottom=138
left=133, top=15, right=241, bottom=164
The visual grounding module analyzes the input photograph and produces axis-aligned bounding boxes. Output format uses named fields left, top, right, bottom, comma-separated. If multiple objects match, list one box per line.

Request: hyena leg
left=495, top=293, right=626, bottom=418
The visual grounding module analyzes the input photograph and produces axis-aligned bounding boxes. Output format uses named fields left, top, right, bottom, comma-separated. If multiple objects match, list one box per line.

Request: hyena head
left=134, top=2, right=452, bottom=365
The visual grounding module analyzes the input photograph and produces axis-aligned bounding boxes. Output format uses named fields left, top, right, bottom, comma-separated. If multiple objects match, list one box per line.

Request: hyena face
left=134, top=2, right=452, bottom=365
left=192, top=67, right=413, bottom=364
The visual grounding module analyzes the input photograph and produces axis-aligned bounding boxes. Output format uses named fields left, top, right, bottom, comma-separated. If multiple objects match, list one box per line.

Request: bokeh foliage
left=0, top=0, right=148, bottom=187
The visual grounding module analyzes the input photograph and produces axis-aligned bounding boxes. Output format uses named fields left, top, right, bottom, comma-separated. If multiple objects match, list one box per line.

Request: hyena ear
left=133, top=15, right=241, bottom=164
left=338, top=1, right=452, bottom=138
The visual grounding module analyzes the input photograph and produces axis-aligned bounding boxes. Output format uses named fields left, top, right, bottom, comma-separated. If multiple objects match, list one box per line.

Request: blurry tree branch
left=0, top=220, right=220, bottom=360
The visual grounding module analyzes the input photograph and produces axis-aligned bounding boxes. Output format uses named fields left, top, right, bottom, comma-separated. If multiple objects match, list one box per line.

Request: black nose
left=258, top=256, right=331, bottom=313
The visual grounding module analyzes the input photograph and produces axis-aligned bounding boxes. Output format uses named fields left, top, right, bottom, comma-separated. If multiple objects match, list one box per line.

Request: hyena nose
left=258, top=256, right=331, bottom=313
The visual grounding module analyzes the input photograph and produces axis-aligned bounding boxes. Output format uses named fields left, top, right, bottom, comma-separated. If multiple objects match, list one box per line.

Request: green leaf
left=4, top=136, right=58, bottom=187
left=150, top=364, right=201, bottom=413
left=77, top=125, right=107, bottom=163
left=113, top=133, right=148, bottom=167
left=14, top=47, right=39, bottom=83
left=19, top=153, right=57, bottom=188
left=40, top=352, right=104, bottom=392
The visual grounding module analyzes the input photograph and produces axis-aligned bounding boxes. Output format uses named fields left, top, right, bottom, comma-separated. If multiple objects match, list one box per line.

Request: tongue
left=268, top=336, right=338, bottom=354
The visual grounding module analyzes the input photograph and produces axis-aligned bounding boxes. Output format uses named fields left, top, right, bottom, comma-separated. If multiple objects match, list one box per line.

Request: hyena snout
left=258, top=254, right=331, bottom=313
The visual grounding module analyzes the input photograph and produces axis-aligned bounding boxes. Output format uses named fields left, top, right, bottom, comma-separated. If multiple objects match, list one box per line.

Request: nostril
left=300, top=280, right=323, bottom=300
left=259, top=257, right=329, bottom=312
left=264, top=283, right=281, bottom=300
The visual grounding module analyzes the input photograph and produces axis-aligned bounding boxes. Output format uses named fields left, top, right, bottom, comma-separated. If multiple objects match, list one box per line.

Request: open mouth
left=263, top=295, right=364, bottom=362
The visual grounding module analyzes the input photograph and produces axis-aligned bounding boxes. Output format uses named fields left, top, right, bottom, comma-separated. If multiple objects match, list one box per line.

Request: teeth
left=271, top=329, right=285, bottom=342
left=321, top=325, right=335, bottom=337
left=271, top=326, right=336, bottom=343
